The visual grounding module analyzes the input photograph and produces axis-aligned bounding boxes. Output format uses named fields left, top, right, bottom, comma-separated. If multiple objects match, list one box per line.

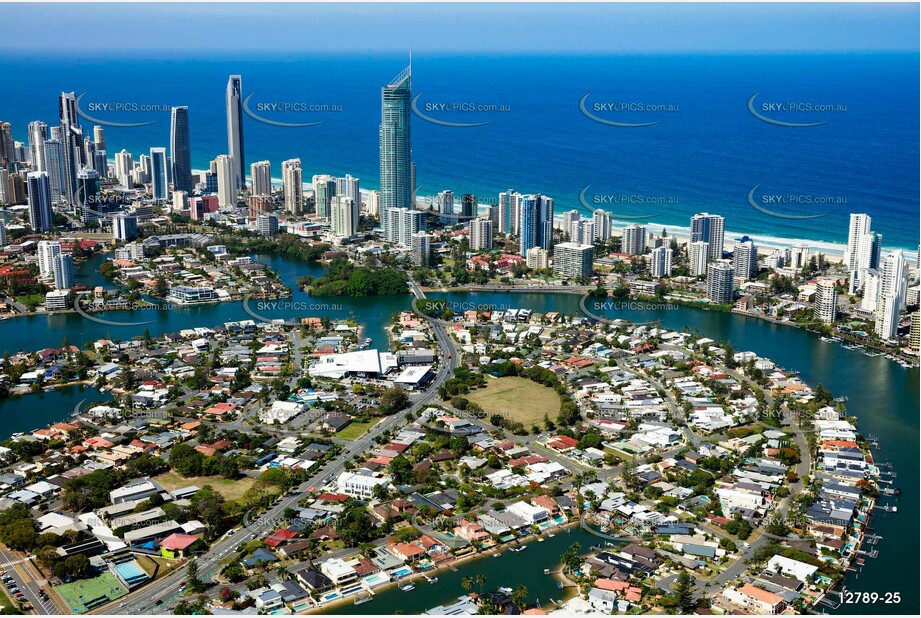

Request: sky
left=1, top=2, right=918, bottom=54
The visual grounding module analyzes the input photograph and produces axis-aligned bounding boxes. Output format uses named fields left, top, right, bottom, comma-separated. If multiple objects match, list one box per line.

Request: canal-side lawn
left=153, top=472, right=258, bottom=502
left=467, top=376, right=560, bottom=424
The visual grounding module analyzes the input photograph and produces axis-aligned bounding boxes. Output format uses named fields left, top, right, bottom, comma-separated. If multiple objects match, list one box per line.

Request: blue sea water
left=2, top=52, right=917, bottom=250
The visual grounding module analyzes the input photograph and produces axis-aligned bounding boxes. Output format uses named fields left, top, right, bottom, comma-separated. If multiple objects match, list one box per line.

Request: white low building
left=335, top=471, right=390, bottom=499
left=260, top=400, right=306, bottom=424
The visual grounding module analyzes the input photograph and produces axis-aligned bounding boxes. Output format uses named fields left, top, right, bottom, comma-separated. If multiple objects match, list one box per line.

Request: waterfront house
left=722, top=583, right=786, bottom=614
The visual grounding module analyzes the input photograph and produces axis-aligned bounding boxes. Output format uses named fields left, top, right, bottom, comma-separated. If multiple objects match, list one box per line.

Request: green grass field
left=153, top=471, right=257, bottom=501
left=55, top=572, right=128, bottom=614
left=335, top=420, right=376, bottom=440
left=467, top=376, right=560, bottom=424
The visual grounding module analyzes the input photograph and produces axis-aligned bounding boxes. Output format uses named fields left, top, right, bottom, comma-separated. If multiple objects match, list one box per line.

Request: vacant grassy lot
left=154, top=472, right=257, bottom=502
left=335, top=420, right=377, bottom=440
left=467, top=376, right=559, bottom=424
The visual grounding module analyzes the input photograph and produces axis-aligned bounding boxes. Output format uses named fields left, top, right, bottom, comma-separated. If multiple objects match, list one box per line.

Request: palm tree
left=274, top=564, right=291, bottom=581
left=510, top=585, right=529, bottom=611
left=461, top=576, right=474, bottom=592
left=475, top=573, right=486, bottom=594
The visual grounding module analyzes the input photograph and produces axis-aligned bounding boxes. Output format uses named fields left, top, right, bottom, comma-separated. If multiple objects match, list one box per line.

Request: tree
left=380, top=387, right=409, bottom=414
left=510, top=585, right=529, bottom=611
left=674, top=570, right=696, bottom=613
left=461, top=576, right=474, bottom=592
left=186, top=558, right=205, bottom=593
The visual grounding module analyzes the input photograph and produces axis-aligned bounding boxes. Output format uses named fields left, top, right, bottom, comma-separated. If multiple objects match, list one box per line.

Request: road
left=94, top=285, right=459, bottom=615
left=0, top=546, right=58, bottom=614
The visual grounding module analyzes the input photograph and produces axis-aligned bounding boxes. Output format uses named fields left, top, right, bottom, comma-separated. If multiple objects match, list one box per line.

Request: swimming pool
left=391, top=566, right=412, bottom=578
left=362, top=573, right=389, bottom=588
left=321, top=592, right=341, bottom=602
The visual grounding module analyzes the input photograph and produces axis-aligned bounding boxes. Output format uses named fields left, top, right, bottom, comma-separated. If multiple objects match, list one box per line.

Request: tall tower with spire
left=379, top=52, right=413, bottom=237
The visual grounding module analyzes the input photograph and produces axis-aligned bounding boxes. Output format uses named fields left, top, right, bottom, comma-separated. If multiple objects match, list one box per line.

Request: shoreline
left=307, top=521, right=581, bottom=614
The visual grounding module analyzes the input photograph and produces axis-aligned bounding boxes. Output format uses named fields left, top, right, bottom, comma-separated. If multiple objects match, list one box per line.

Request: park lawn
left=153, top=472, right=258, bottom=502
left=335, top=420, right=376, bottom=440
left=467, top=376, right=560, bottom=424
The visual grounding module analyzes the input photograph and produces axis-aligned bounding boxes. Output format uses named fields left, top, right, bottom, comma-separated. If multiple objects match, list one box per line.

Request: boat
left=498, top=587, right=513, bottom=595
left=399, top=583, right=415, bottom=592
left=354, top=594, right=373, bottom=606
left=492, top=551, right=501, bottom=557
left=543, top=569, right=551, bottom=575
left=423, top=575, right=438, bottom=584
left=511, top=546, right=527, bottom=552
left=536, top=537, right=545, bottom=542
left=547, top=533, right=556, bottom=538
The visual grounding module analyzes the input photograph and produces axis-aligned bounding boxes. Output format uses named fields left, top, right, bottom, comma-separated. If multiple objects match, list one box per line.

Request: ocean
left=2, top=51, right=918, bottom=251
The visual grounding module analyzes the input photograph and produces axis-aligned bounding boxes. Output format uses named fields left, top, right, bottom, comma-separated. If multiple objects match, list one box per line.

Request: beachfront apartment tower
left=498, top=190, right=520, bottom=235
left=732, top=236, right=758, bottom=279
left=706, top=259, right=734, bottom=304
left=690, top=212, right=725, bottom=260
left=170, top=106, right=193, bottom=194
left=226, top=75, right=245, bottom=190
left=436, top=189, right=454, bottom=224
left=380, top=62, right=413, bottom=239
left=593, top=209, right=612, bottom=243
left=281, top=159, right=302, bottom=215
left=622, top=224, right=647, bottom=255
left=251, top=160, right=272, bottom=197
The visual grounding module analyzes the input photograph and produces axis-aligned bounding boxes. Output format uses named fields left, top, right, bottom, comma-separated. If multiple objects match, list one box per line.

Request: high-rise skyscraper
left=226, top=75, right=245, bottom=190
left=312, top=174, right=336, bottom=218
left=37, top=240, right=62, bottom=278
left=93, top=125, right=106, bottom=152
left=689, top=241, right=710, bottom=277
left=384, top=207, right=424, bottom=246
left=76, top=167, right=100, bottom=222
left=53, top=253, right=74, bottom=290
left=366, top=190, right=380, bottom=217
left=593, top=209, right=612, bottom=243
left=706, top=260, right=735, bottom=304
left=562, top=210, right=580, bottom=236
left=27, top=121, right=49, bottom=171
left=150, top=147, right=169, bottom=201
left=732, top=236, right=758, bottom=279
left=554, top=242, right=594, bottom=279
left=42, top=139, right=65, bottom=202
left=469, top=218, right=493, bottom=251
left=461, top=194, right=476, bottom=219
left=0, top=219, right=6, bottom=245
left=690, top=212, right=725, bottom=260
left=622, top=224, right=647, bottom=255
left=436, top=190, right=454, bottom=224
left=379, top=61, right=412, bottom=239
left=650, top=246, right=673, bottom=278
left=58, top=92, right=84, bottom=207
left=343, top=174, right=360, bottom=207
left=331, top=195, right=359, bottom=237
left=844, top=213, right=871, bottom=273
left=215, top=154, right=235, bottom=208
left=115, top=149, right=133, bottom=188
left=0, top=122, right=13, bottom=168
left=27, top=172, right=54, bottom=232
left=518, top=194, right=553, bottom=257
left=411, top=232, right=432, bottom=266
left=498, top=190, right=520, bottom=235
left=170, top=106, right=193, bottom=194
left=814, top=278, right=838, bottom=324
left=251, top=160, right=272, bottom=196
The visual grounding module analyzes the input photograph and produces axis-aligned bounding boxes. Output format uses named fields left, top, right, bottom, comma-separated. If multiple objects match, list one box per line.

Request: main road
left=94, top=286, right=459, bottom=615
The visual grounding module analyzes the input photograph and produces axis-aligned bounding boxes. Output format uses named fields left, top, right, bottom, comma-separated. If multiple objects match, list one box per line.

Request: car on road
left=118, top=602, right=127, bottom=607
